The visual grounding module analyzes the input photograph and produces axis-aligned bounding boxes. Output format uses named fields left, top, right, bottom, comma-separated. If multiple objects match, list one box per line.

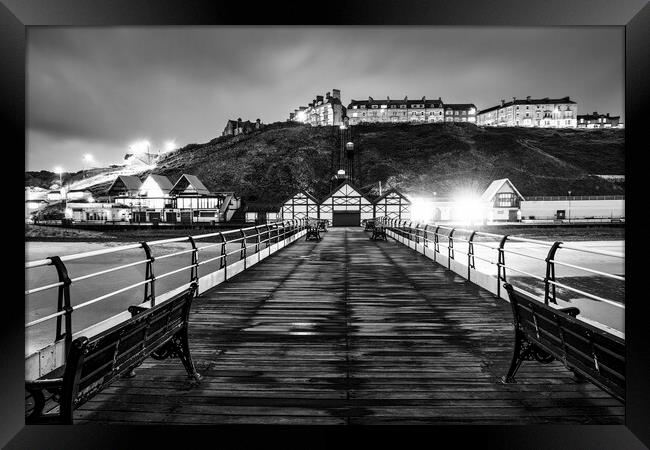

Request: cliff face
left=27, top=122, right=625, bottom=206
left=154, top=122, right=624, bottom=206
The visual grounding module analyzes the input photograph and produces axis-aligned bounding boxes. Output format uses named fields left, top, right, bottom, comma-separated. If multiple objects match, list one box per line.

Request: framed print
left=3, top=0, right=649, bottom=448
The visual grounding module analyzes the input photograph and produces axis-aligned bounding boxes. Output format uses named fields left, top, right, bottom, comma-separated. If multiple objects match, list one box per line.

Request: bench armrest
left=26, top=378, right=64, bottom=390
left=558, top=307, right=580, bottom=317
left=128, top=305, right=150, bottom=317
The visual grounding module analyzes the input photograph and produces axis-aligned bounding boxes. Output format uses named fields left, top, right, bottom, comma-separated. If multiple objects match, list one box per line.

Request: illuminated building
left=477, top=96, right=578, bottom=128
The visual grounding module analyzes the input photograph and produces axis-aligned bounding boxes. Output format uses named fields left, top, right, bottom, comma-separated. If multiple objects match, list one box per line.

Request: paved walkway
left=76, top=227, right=623, bottom=424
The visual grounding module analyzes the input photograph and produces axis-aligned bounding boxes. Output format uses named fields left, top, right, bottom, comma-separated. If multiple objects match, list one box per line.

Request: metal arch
left=187, top=236, right=199, bottom=283
left=448, top=228, right=456, bottom=268
left=544, top=241, right=563, bottom=305
left=141, top=242, right=156, bottom=306
left=467, top=230, right=477, bottom=280
left=48, top=256, right=72, bottom=357
left=497, top=235, right=509, bottom=299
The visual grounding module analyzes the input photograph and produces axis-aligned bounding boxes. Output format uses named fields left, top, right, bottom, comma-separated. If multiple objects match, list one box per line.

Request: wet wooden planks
left=75, top=227, right=623, bottom=425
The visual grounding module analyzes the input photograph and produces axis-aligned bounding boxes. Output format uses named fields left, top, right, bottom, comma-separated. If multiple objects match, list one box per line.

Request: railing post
left=423, top=225, right=430, bottom=248
left=219, top=232, right=227, bottom=279
left=49, top=256, right=72, bottom=357
left=255, top=226, right=261, bottom=253
left=434, top=226, right=440, bottom=254
left=467, top=231, right=476, bottom=280
left=448, top=228, right=455, bottom=269
left=187, top=236, right=199, bottom=284
left=240, top=229, right=247, bottom=265
left=544, top=241, right=563, bottom=305
left=264, top=224, right=271, bottom=248
left=497, top=235, right=509, bottom=299
left=414, top=223, right=420, bottom=244
left=141, top=242, right=156, bottom=306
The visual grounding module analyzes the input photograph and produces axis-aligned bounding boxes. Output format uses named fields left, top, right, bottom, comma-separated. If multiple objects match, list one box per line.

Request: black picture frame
left=3, top=0, right=648, bottom=447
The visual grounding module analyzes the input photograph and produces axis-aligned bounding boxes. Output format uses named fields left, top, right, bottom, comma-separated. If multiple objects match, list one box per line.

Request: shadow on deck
left=75, top=227, right=624, bottom=424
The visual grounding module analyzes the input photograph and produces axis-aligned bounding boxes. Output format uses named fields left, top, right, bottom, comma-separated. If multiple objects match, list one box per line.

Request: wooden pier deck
left=75, top=227, right=624, bottom=425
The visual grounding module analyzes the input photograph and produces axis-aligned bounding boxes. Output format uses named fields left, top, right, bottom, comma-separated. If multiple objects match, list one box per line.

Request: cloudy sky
left=27, top=26, right=624, bottom=172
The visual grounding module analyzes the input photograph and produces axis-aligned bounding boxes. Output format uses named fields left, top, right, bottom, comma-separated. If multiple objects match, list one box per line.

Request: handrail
left=376, top=216, right=625, bottom=314
left=25, top=219, right=309, bottom=352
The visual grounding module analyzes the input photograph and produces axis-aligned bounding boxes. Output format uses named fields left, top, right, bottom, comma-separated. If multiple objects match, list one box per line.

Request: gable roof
left=170, top=174, right=211, bottom=196
left=106, top=175, right=142, bottom=195
left=284, top=189, right=319, bottom=204
left=144, top=174, right=174, bottom=193
left=321, top=180, right=372, bottom=204
left=480, top=178, right=525, bottom=202
left=373, top=188, right=411, bottom=204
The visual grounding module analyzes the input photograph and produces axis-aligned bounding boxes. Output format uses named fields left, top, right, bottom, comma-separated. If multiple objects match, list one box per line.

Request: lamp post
left=568, top=190, right=572, bottom=224
left=54, top=166, right=63, bottom=188
left=83, top=154, right=93, bottom=178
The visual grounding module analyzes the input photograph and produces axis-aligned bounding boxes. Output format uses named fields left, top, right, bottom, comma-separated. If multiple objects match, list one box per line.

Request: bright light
left=454, top=193, right=484, bottom=225
left=54, top=166, right=63, bottom=174
left=339, top=124, right=347, bottom=130
left=295, top=111, right=307, bottom=122
left=130, top=140, right=150, bottom=155
left=83, top=153, right=93, bottom=162
left=410, top=197, right=433, bottom=223
left=163, top=140, right=176, bottom=152
left=337, top=169, right=346, bottom=176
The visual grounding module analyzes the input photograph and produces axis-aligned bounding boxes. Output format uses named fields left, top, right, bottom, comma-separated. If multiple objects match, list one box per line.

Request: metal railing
left=376, top=217, right=624, bottom=314
left=25, top=219, right=308, bottom=358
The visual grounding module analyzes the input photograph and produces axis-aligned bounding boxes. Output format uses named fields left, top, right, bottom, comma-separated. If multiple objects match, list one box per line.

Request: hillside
left=27, top=122, right=624, bottom=207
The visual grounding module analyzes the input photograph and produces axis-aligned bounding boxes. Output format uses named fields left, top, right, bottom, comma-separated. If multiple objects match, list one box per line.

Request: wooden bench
left=370, top=226, right=387, bottom=241
left=502, top=283, right=625, bottom=403
left=364, top=220, right=375, bottom=231
left=317, top=220, right=328, bottom=233
left=305, top=225, right=321, bottom=241
left=25, top=283, right=201, bottom=424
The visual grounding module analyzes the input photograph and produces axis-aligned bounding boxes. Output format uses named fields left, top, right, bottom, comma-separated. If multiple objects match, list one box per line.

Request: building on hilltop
left=346, top=96, right=475, bottom=125
left=222, top=118, right=264, bottom=136
left=477, top=96, right=578, bottom=128
left=577, top=112, right=621, bottom=128
left=443, top=103, right=478, bottom=123
left=289, top=89, right=346, bottom=127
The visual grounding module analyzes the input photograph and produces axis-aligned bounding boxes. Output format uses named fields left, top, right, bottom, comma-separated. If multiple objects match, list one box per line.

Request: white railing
left=25, top=219, right=308, bottom=378
left=376, top=217, right=624, bottom=335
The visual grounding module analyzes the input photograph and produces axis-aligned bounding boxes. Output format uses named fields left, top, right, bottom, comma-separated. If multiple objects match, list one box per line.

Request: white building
left=520, top=196, right=624, bottom=222
left=281, top=190, right=319, bottom=221
left=319, top=181, right=373, bottom=226
left=477, top=96, right=578, bottom=128
left=480, top=179, right=525, bottom=223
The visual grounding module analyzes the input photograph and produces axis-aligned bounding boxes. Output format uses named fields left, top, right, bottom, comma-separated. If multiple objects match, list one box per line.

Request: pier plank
left=75, top=228, right=623, bottom=424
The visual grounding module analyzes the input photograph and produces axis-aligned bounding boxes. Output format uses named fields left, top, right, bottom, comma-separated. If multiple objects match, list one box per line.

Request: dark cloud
left=27, top=26, right=623, bottom=171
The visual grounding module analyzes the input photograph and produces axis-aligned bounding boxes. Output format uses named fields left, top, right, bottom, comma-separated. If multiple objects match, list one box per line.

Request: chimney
left=606, top=113, right=610, bottom=117
left=593, top=111, right=597, bottom=116
left=526, top=96, right=531, bottom=101
left=332, top=89, right=341, bottom=100
left=256, top=118, right=261, bottom=123
left=326, top=91, right=331, bottom=99
left=512, top=97, right=517, bottom=102
left=387, top=96, right=390, bottom=101
left=316, top=95, right=323, bottom=103
left=421, top=96, right=426, bottom=102
left=368, top=96, right=374, bottom=102
left=404, top=96, right=408, bottom=101
left=501, top=99, right=505, bottom=107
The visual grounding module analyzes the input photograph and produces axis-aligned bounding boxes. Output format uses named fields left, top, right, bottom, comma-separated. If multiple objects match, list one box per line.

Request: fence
left=25, top=219, right=308, bottom=379
left=377, top=217, right=624, bottom=334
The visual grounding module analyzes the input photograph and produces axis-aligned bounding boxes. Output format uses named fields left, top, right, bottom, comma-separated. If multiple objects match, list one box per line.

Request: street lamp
left=568, top=190, right=572, bottom=224
left=54, top=166, right=63, bottom=187
left=83, top=154, right=93, bottom=178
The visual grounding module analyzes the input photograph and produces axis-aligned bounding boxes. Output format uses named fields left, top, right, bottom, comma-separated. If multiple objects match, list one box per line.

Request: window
left=400, top=105, right=406, bottom=109
left=371, top=105, right=378, bottom=109
left=495, top=193, right=519, bottom=208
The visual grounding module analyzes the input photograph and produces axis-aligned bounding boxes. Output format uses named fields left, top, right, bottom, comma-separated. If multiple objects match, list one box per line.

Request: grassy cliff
left=27, top=122, right=624, bottom=207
